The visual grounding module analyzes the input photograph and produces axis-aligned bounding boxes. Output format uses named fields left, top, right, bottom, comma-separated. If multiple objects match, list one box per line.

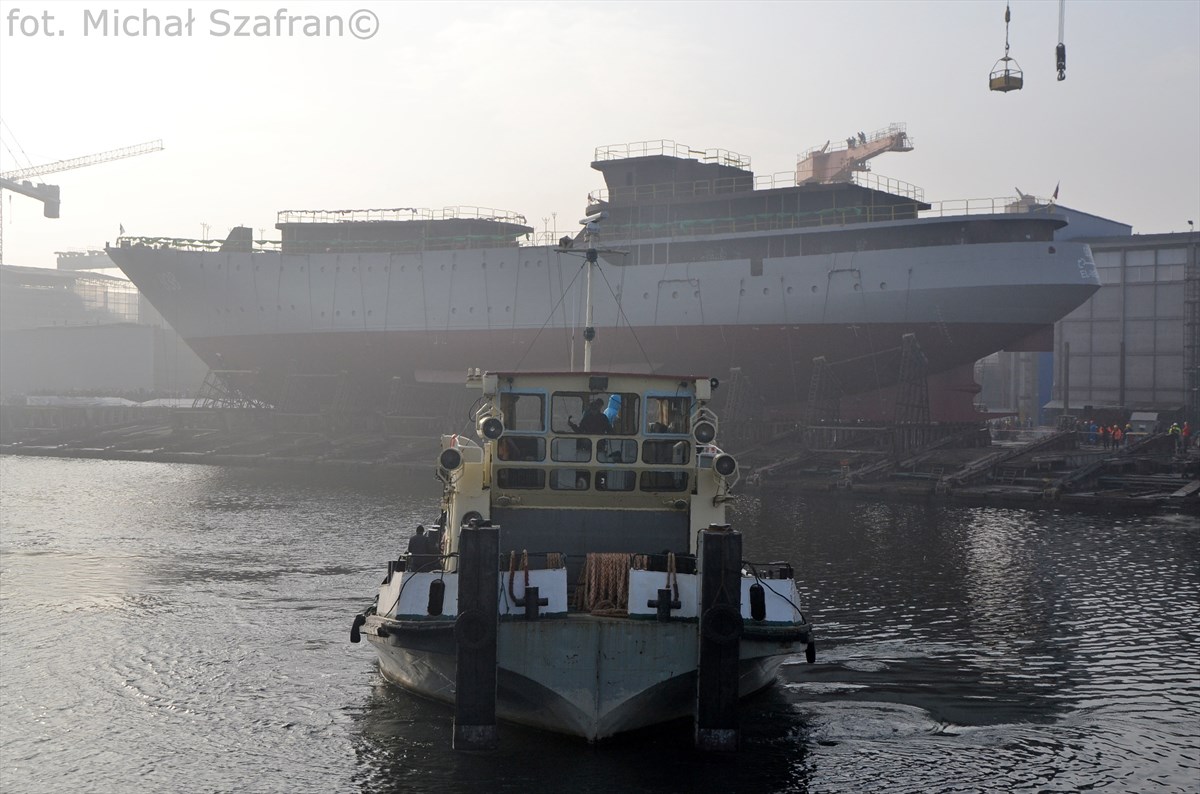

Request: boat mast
left=580, top=213, right=603, bottom=374
left=583, top=247, right=596, bottom=373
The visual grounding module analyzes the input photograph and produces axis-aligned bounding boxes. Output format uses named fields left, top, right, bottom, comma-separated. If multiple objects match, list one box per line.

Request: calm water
left=1, top=456, right=1197, bottom=793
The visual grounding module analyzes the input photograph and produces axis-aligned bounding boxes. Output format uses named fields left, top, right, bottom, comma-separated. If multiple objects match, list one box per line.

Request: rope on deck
left=574, top=553, right=648, bottom=616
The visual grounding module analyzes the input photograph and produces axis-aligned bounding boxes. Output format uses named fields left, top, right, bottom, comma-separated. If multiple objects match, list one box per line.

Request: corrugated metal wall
left=1055, top=239, right=1190, bottom=411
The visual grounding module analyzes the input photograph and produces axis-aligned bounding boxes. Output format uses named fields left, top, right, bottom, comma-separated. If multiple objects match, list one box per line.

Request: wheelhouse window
left=597, top=438, right=637, bottom=464
left=645, top=396, right=690, bottom=435
left=496, top=468, right=545, bottom=489
left=596, top=470, right=636, bottom=492
left=551, top=392, right=640, bottom=435
left=642, top=439, right=690, bottom=465
left=639, top=471, right=690, bottom=492
left=499, top=391, right=546, bottom=432
left=497, top=436, right=545, bottom=462
left=551, top=437, right=591, bottom=462
left=550, top=469, right=591, bottom=490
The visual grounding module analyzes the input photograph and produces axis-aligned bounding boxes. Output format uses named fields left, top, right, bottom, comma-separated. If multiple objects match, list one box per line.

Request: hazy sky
left=1, top=0, right=1197, bottom=268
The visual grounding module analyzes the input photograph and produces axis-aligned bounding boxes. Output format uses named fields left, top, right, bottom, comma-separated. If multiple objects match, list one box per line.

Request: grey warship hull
left=108, top=134, right=1099, bottom=421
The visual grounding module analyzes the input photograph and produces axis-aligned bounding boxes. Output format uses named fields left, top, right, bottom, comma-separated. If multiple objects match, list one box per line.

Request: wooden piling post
left=695, top=524, right=743, bottom=751
left=453, top=525, right=499, bottom=751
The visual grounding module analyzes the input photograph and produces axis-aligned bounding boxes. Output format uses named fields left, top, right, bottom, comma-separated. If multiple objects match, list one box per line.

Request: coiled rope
left=507, top=549, right=530, bottom=603
left=575, top=553, right=648, bottom=615
left=504, top=551, right=566, bottom=607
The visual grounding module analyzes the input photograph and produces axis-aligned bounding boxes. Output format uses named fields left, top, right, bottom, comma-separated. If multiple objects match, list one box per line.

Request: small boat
left=349, top=225, right=815, bottom=749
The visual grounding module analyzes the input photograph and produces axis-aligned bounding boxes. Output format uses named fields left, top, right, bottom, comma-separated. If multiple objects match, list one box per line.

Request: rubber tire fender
left=701, top=604, right=744, bottom=645
left=454, top=610, right=493, bottom=651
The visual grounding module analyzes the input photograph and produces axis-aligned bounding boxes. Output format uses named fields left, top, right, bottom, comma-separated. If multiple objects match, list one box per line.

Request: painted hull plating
left=364, top=614, right=793, bottom=741
left=109, top=224, right=1098, bottom=420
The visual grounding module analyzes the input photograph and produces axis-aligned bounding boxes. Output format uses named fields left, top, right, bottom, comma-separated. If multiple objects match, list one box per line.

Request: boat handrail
left=853, top=172, right=924, bottom=201
left=276, top=206, right=528, bottom=225
left=113, top=194, right=1059, bottom=254
left=114, top=233, right=529, bottom=254
left=593, top=140, right=751, bottom=169
left=557, top=199, right=1060, bottom=242
left=114, top=236, right=276, bottom=253
left=921, top=195, right=1058, bottom=217
left=754, top=170, right=803, bottom=191
left=588, top=170, right=924, bottom=204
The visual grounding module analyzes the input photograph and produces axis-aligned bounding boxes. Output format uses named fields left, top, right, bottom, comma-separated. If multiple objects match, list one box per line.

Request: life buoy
left=454, top=610, right=493, bottom=651
left=701, top=604, right=743, bottom=645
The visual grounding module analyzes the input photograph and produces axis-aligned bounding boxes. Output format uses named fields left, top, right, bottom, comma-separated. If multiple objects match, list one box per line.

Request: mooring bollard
left=453, top=524, right=499, bottom=751
left=695, top=523, right=743, bottom=751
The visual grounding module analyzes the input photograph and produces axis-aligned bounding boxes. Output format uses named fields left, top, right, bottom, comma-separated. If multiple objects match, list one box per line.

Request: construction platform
left=735, top=422, right=1199, bottom=513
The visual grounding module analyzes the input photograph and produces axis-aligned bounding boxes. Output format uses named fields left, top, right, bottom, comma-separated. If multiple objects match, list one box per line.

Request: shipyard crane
left=0, top=139, right=164, bottom=264
left=795, top=124, right=913, bottom=185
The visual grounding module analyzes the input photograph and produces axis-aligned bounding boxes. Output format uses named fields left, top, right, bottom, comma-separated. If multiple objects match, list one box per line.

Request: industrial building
left=1056, top=231, right=1196, bottom=419
left=0, top=253, right=207, bottom=400
left=979, top=212, right=1198, bottom=426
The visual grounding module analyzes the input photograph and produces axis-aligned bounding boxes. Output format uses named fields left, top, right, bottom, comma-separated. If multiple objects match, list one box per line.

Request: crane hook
left=1056, top=0, right=1067, bottom=81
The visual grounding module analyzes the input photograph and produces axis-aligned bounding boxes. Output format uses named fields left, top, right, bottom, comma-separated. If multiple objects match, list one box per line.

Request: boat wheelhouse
left=352, top=368, right=814, bottom=746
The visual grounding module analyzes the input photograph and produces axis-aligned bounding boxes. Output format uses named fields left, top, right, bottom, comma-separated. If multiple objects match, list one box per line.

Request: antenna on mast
left=578, top=211, right=606, bottom=373
left=554, top=210, right=646, bottom=374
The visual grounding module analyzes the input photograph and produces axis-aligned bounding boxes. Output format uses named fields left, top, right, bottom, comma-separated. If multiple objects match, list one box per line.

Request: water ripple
left=2, top=457, right=1197, bottom=792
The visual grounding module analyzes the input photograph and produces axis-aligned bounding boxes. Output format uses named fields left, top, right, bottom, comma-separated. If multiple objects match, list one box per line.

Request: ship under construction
left=106, top=125, right=1100, bottom=423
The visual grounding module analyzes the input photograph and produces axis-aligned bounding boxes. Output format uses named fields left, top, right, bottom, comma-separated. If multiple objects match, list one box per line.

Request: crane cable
left=1057, top=0, right=1067, bottom=81
left=0, top=118, right=35, bottom=172
left=1003, top=3, right=1012, bottom=59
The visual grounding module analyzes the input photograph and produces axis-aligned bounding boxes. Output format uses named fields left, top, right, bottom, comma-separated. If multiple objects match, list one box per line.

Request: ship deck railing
left=594, top=139, right=751, bottom=169
left=114, top=232, right=544, bottom=254
left=589, top=170, right=927, bottom=205
left=585, top=171, right=969, bottom=209
left=276, top=206, right=527, bottom=225
left=571, top=197, right=1056, bottom=241
left=922, top=196, right=1058, bottom=217
left=114, top=193, right=1060, bottom=255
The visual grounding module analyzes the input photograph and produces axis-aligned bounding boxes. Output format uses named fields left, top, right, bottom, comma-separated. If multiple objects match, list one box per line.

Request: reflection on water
left=1, top=457, right=1197, bottom=792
